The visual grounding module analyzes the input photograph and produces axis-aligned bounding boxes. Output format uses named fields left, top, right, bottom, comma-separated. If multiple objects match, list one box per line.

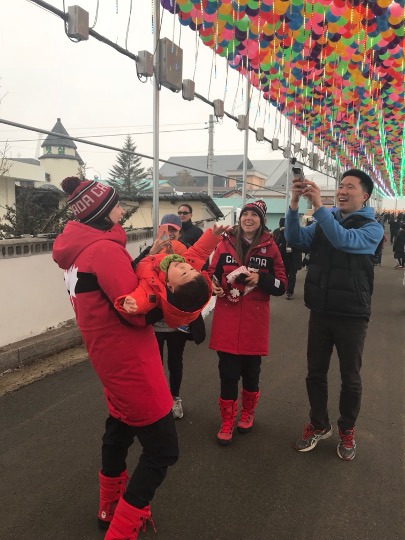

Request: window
left=58, top=146, right=65, bottom=155
left=45, top=173, right=51, bottom=182
left=45, top=146, right=52, bottom=154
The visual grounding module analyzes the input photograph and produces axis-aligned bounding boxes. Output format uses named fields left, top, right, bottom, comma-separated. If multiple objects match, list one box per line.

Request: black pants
left=395, top=254, right=404, bottom=267
left=284, top=258, right=298, bottom=295
left=306, top=311, right=368, bottom=431
left=217, top=351, right=261, bottom=400
left=155, top=331, right=188, bottom=397
left=101, top=412, right=179, bottom=509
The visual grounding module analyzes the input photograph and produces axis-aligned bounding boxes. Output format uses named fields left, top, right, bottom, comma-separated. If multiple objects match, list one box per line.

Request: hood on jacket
left=52, top=220, right=127, bottom=270
left=333, top=205, right=377, bottom=224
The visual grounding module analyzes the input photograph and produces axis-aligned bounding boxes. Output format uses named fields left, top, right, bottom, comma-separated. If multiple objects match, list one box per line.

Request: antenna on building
left=35, top=133, right=42, bottom=159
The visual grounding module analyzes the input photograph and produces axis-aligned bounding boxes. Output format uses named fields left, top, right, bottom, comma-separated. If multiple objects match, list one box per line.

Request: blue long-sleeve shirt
left=285, top=206, right=383, bottom=255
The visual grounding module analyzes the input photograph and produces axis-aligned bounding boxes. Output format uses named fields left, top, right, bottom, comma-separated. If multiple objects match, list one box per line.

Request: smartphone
left=292, top=166, right=304, bottom=180
left=212, top=275, right=220, bottom=287
left=157, top=224, right=169, bottom=240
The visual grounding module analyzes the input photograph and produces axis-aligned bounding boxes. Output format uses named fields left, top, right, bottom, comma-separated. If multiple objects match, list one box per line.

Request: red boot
left=98, top=470, right=129, bottom=530
left=217, top=398, right=238, bottom=445
left=237, top=389, right=260, bottom=433
left=104, top=497, right=154, bottom=540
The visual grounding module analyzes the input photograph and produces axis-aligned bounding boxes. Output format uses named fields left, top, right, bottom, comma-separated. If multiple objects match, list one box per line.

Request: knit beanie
left=239, top=199, right=267, bottom=226
left=61, top=176, right=118, bottom=224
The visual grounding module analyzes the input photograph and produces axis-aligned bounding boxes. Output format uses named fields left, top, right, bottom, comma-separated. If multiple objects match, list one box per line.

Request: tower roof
left=41, top=118, right=77, bottom=150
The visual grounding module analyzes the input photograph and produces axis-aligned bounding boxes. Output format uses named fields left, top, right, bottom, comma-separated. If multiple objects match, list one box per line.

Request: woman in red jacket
left=53, top=177, right=178, bottom=540
left=208, top=200, right=287, bottom=445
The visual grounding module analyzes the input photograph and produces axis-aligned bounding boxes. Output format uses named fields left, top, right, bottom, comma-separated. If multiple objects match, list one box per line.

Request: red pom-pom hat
left=61, top=176, right=118, bottom=224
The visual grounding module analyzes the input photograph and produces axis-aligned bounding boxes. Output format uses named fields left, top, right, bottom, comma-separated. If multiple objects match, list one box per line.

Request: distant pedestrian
left=273, top=217, right=302, bottom=299
left=177, top=203, right=203, bottom=246
left=389, top=217, right=400, bottom=244
left=393, top=223, right=405, bottom=268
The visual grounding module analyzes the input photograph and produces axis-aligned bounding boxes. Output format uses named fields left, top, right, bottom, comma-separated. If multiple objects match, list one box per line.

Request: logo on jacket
left=249, top=255, right=267, bottom=267
left=64, top=265, right=79, bottom=298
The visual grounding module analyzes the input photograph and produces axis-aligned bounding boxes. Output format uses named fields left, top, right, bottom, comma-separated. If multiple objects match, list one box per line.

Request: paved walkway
left=1, top=248, right=404, bottom=540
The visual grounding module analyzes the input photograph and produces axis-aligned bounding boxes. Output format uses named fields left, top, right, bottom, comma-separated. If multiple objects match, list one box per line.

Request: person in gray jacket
left=285, top=169, right=383, bottom=461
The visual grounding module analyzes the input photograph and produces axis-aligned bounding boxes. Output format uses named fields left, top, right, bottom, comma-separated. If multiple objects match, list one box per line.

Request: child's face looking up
left=166, top=261, right=199, bottom=291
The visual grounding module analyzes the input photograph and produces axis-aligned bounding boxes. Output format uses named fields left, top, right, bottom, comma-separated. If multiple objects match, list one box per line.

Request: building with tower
left=0, top=118, right=83, bottom=221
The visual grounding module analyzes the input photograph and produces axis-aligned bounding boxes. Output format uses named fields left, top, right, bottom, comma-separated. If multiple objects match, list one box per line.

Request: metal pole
left=208, top=114, right=214, bottom=198
left=284, top=119, right=293, bottom=214
left=241, top=76, right=250, bottom=208
left=152, top=1, right=160, bottom=237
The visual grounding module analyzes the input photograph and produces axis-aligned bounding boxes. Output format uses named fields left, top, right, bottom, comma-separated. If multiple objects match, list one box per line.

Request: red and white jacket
left=52, top=220, right=173, bottom=427
left=208, top=231, right=287, bottom=356
left=115, top=229, right=220, bottom=328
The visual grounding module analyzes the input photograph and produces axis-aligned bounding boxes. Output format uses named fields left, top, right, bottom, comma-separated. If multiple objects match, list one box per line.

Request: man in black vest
left=177, top=204, right=203, bottom=246
left=285, top=169, right=383, bottom=460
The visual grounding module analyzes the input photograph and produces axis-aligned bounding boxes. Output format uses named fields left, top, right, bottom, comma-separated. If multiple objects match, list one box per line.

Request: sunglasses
left=178, top=211, right=191, bottom=215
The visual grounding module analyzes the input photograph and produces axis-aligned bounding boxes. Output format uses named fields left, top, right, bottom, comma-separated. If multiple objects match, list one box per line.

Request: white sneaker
left=172, top=397, right=183, bottom=419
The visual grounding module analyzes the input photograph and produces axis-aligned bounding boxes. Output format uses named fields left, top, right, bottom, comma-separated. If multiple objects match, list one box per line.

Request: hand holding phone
left=157, top=224, right=169, bottom=240
left=212, top=275, right=225, bottom=297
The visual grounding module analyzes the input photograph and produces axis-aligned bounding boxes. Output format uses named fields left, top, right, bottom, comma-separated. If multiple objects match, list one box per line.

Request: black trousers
left=101, top=412, right=179, bottom=509
left=306, top=311, right=368, bottom=431
left=155, top=331, right=188, bottom=397
left=217, top=351, right=262, bottom=400
left=284, top=259, right=298, bottom=295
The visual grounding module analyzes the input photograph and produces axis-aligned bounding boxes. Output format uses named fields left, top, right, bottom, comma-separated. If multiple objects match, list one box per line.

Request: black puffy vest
left=304, top=214, right=374, bottom=319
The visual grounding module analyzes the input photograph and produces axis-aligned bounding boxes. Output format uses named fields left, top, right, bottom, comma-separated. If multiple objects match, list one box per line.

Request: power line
left=0, top=127, right=207, bottom=144
left=0, top=118, right=287, bottom=196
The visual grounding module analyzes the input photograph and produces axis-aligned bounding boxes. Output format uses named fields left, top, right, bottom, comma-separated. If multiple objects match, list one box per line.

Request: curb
left=0, top=320, right=83, bottom=374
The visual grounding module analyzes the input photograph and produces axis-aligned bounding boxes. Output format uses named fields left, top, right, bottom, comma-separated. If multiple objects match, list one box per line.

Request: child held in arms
left=115, top=223, right=231, bottom=328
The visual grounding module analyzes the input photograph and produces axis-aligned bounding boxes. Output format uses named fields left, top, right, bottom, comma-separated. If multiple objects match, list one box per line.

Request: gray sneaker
left=172, top=397, right=183, bottom=419
left=295, top=423, right=333, bottom=452
left=337, top=428, right=356, bottom=461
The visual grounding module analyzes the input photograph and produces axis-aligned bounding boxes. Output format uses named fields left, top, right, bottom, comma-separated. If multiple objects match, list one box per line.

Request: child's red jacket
left=115, top=229, right=220, bottom=327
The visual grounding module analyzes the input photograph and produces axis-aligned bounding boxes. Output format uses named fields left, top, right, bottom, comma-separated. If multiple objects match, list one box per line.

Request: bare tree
left=77, top=162, right=87, bottom=180
left=0, top=142, right=11, bottom=180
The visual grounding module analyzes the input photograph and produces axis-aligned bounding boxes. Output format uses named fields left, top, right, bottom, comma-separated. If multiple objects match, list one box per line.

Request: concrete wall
left=0, top=230, right=155, bottom=348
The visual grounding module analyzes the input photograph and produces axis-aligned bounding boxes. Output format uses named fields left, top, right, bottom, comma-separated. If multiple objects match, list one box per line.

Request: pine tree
left=107, top=135, right=146, bottom=198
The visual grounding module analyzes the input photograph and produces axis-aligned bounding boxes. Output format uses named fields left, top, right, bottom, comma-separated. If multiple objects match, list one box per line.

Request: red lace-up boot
left=98, top=470, right=129, bottom=530
left=217, top=398, right=238, bottom=445
left=104, top=498, right=155, bottom=540
left=237, top=389, right=260, bottom=434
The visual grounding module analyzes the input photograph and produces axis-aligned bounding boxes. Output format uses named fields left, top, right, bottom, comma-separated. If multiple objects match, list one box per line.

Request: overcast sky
left=1, top=0, right=401, bottom=209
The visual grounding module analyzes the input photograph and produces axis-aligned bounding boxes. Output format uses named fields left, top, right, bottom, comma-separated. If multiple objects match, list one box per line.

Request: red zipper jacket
left=208, top=231, right=287, bottom=356
left=52, top=220, right=172, bottom=427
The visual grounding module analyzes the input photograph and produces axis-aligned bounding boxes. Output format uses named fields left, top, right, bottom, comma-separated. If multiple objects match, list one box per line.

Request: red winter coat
left=52, top=220, right=172, bottom=427
left=208, top=231, right=287, bottom=356
left=115, top=229, right=220, bottom=328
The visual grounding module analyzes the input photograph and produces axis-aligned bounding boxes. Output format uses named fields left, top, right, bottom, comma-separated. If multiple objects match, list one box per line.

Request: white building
left=0, top=118, right=83, bottom=221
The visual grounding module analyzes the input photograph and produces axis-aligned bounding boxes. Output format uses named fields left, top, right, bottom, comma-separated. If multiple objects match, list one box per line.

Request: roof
left=41, top=118, right=77, bottom=150
left=10, top=158, right=40, bottom=166
left=125, top=192, right=224, bottom=219
left=159, top=155, right=289, bottom=188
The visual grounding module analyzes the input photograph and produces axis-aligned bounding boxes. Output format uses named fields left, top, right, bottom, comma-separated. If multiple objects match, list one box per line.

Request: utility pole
left=241, top=76, right=250, bottom=208
left=284, top=119, right=293, bottom=214
left=152, top=0, right=160, bottom=236
left=207, top=114, right=214, bottom=198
